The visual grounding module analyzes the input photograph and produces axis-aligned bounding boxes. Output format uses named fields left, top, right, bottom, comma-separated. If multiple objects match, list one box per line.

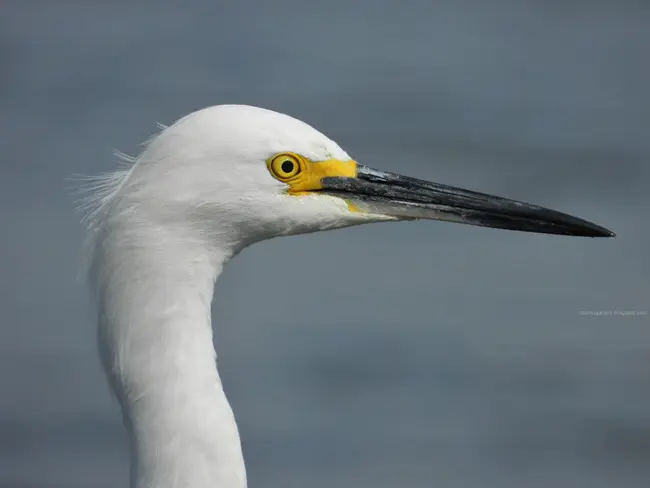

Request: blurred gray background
left=1, top=1, right=648, bottom=487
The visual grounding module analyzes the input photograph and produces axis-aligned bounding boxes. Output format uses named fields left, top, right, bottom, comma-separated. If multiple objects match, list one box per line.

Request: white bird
left=81, top=104, right=613, bottom=488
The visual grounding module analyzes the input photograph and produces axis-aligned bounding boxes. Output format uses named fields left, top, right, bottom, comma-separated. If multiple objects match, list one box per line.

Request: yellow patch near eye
left=266, top=152, right=357, bottom=193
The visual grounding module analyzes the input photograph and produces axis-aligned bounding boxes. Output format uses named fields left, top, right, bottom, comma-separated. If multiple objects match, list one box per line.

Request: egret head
left=82, top=104, right=614, bottom=488
left=94, top=104, right=613, bottom=256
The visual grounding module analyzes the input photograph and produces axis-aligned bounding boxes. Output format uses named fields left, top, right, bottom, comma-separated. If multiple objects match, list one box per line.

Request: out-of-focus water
left=1, top=1, right=649, bottom=487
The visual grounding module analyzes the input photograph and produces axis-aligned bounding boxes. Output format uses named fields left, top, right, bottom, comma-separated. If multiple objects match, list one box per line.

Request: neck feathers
left=93, top=222, right=247, bottom=488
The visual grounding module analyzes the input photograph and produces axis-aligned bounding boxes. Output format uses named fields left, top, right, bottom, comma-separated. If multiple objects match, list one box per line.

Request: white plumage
left=83, top=105, right=390, bottom=488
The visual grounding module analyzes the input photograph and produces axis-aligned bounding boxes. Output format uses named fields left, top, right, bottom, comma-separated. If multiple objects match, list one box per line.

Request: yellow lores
left=266, top=152, right=357, bottom=194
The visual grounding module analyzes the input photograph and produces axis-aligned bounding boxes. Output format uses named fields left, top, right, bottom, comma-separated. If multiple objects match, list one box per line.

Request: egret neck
left=94, top=222, right=245, bottom=488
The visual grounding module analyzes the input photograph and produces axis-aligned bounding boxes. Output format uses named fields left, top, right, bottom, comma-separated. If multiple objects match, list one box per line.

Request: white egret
left=81, top=104, right=613, bottom=488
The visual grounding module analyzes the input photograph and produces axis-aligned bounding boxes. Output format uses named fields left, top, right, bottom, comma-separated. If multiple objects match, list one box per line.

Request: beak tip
left=590, top=226, right=616, bottom=238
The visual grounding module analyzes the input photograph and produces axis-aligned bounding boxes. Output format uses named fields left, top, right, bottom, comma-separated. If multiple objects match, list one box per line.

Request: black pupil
left=281, top=160, right=295, bottom=174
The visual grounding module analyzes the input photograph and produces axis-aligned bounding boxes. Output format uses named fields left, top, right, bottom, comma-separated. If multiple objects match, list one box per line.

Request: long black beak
left=319, top=165, right=615, bottom=237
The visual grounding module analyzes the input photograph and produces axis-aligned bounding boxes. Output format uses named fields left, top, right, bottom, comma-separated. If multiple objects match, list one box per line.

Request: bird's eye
left=268, top=153, right=302, bottom=181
